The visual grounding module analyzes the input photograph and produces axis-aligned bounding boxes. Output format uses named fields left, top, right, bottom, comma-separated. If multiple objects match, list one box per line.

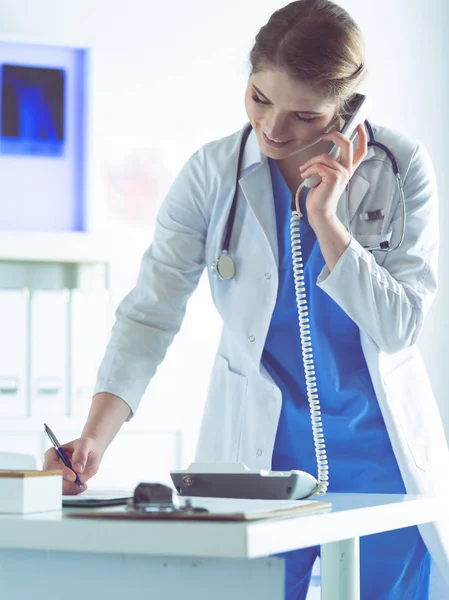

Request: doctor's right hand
left=43, top=436, right=104, bottom=495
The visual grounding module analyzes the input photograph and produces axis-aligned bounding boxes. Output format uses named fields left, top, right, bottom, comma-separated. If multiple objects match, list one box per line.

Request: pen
left=44, top=423, right=84, bottom=489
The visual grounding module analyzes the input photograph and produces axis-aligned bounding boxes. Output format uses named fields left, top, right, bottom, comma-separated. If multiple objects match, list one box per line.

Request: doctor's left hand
left=299, top=123, right=368, bottom=222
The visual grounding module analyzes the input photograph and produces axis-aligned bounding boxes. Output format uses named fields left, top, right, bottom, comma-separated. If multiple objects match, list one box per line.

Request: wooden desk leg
left=320, top=537, right=360, bottom=600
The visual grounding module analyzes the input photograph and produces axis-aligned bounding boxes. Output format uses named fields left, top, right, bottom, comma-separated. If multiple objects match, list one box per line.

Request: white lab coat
left=94, top=123, right=449, bottom=584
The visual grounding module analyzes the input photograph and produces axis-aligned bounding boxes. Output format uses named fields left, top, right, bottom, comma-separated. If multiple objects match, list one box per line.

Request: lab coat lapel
left=336, top=145, right=375, bottom=226
left=239, top=165, right=279, bottom=269
left=237, top=128, right=279, bottom=268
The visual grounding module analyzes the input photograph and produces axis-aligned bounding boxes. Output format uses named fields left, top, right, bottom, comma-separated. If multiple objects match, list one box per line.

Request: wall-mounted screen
left=1, top=64, right=66, bottom=156
left=0, top=41, right=87, bottom=232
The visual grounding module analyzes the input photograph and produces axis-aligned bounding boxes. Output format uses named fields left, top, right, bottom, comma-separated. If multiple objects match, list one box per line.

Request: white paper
left=64, top=489, right=133, bottom=501
left=184, top=497, right=326, bottom=516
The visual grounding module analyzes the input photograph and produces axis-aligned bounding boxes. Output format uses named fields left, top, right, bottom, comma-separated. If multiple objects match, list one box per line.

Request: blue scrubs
left=262, top=159, right=431, bottom=600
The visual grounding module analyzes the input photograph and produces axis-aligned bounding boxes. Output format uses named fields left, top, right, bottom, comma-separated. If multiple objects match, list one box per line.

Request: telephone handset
left=170, top=96, right=372, bottom=501
left=303, top=93, right=372, bottom=189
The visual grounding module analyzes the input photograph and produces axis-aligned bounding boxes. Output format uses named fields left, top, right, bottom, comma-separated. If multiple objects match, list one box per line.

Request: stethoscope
left=211, top=121, right=406, bottom=281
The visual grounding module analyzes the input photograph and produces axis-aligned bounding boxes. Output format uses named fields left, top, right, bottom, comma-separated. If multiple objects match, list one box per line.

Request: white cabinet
left=30, top=290, right=69, bottom=418
left=0, top=253, right=187, bottom=487
left=70, top=290, right=109, bottom=418
left=0, top=287, right=110, bottom=421
left=0, top=290, right=28, bottom=417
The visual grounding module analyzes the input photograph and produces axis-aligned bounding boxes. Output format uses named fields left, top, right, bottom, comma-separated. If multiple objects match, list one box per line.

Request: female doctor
left=44, top=1, right=449, bottom=598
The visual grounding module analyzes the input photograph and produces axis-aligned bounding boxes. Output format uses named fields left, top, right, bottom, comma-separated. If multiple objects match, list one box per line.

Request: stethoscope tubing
left=212, top=120, right=405, bottom=280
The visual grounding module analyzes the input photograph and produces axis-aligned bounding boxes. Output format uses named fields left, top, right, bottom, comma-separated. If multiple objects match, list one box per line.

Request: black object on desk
left=63, top=496, right=132, bottom=508
left=128, top=482, right=208, bottom=514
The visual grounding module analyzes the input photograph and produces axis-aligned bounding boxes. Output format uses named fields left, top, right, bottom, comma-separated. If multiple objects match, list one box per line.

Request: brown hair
left=249, top=0, right=367, bottom=118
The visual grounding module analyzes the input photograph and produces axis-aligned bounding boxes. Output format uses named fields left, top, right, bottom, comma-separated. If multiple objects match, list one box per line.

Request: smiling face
left=244, top=69, right=340, bottom=161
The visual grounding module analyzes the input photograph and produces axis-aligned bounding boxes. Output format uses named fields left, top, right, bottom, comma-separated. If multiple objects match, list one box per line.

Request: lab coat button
left=257, top=449, right=263, bottom=456
left=248, top=335, right=255, bottom=343
left=264, top=273, right=271, bottom=280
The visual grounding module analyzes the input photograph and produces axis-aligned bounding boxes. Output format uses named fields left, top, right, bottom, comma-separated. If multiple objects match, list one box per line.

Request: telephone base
left=170, top=462, right=318, bottom=500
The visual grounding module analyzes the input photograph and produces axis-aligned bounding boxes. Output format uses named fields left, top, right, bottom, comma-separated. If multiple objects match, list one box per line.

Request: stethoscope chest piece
left=211, top=253, right=236, bottom=280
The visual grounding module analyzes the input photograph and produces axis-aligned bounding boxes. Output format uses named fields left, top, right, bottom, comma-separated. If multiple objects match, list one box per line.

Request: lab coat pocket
left=196, top=354, right=248, bottom=463
left=329, top=229, right=394, bottom=336
left=383, top=353, right=431, bottom=472
left=353, top=230, right=393, bottom=267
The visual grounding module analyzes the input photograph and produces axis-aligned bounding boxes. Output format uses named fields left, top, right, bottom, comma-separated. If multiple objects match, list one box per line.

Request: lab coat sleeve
left=317, top=142, right=439, bottom=354
left=93, top=148, right=208, bottom=417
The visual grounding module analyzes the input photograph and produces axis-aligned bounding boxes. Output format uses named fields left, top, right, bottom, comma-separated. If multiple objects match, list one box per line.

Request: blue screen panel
left=1, top=64, right=65, bottom=157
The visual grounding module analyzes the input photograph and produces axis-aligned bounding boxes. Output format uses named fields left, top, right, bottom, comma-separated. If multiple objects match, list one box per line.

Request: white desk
left=0, top=493, right=444, bottom=600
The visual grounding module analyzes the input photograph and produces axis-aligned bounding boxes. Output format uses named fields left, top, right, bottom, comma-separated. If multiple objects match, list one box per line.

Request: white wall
left=0, top=0, right=448, bottom=454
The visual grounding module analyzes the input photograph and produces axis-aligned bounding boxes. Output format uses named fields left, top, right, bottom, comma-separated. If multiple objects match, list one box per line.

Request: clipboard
left=67, top=497, right=331, bottom=521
